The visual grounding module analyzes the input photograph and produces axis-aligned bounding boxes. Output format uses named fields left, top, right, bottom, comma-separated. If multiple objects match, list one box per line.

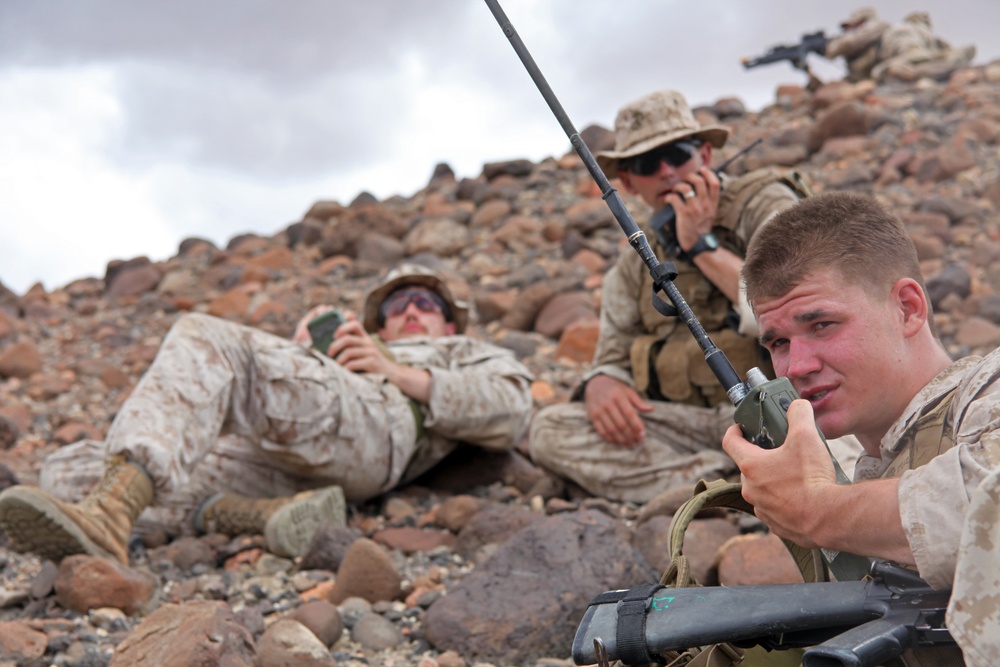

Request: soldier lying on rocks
left=724, top=192, right=998, bottom=663
left=825, top=7, right=975, bottom=84
left=0, top=263, right=533, bottom=563
left=529, top=88, right=861, bottom=503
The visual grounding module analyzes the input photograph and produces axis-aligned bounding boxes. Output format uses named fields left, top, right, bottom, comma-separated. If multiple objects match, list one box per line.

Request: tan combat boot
left=0, top=455, right=153, bottom=564
left=195, top=485, right=346, bottom=558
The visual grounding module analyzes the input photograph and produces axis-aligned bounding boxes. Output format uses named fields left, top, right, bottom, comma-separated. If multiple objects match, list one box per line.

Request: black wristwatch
left=686, top=232, right=720, bottom=260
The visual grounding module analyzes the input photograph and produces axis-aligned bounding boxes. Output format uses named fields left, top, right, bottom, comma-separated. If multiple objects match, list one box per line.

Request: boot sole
left=264, top=486, right=347, bottom=558
left=0, top=487, right=116, bottom=562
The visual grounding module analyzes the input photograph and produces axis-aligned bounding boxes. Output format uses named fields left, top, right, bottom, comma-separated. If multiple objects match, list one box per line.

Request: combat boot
left=195, top=485, right=346, bottom=558
left=0, top=455, right=153, bottom=564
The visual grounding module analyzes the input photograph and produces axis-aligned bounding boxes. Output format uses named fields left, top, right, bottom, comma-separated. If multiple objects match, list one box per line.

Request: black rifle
left=482, top=0, right=958, bottom=663
left=572, top=561, right=953, bottom=667
left=741, top=30, right=829, bottom=73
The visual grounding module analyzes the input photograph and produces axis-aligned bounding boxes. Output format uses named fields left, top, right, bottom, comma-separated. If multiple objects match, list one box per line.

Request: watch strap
left=687, top=233, right=720, bottom=260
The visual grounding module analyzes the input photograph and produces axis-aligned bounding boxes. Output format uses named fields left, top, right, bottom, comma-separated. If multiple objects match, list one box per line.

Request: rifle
left=481, top=0, right=958, bottom=663
left=741, top=30, right=829, bottom=73
left=572, top=561, right=953, bottom=667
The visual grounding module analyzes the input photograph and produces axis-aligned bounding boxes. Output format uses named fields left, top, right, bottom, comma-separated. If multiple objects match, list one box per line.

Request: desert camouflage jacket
left=387, top=334, right=534, bottom=483
left=855, top=348, right=1000, bottom=590
left=585, top=172, right=799, bottom=391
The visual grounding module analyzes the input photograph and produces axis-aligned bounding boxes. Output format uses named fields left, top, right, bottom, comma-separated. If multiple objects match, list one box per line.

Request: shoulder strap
left=664, top=479, right=830, bottom=587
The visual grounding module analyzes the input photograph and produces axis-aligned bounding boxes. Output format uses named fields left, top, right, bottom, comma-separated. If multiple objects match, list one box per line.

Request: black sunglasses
left=619, top=140, right=702, bottom=176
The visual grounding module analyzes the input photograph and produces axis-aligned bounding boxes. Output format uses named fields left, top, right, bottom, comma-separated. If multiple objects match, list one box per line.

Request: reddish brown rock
left=434, top=495, right=487, bottom=533
left=0, top=340, right=42, bottom=378
left=716, top=533, right=803, bottom=585
left=470, top=199, right=512, bottom=228
left=284, top=600, right=344, bottom=648
left=0, top=621, right=47, bottom=662
left=554, top=319, right=600, bottom=364
left=207, top=286, right=252, bottom=320
left=54, top=555, right=158, bottom=615
left=109, top=600, right=254, bottom=667
left=372, top=526, right=457, bottom=554
left=533, top=291, right=598, bottom=339
left=328, top=538, right=401, bottom=605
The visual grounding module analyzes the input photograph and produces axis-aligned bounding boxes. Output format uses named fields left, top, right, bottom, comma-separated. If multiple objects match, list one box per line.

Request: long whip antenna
left=483, top=0, right=746, bottom=403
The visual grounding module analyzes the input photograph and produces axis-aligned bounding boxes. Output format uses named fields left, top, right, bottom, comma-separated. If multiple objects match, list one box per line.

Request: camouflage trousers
left=529, top=401, right=863, bottom=504
left=40, top=313, right=417, bottom=535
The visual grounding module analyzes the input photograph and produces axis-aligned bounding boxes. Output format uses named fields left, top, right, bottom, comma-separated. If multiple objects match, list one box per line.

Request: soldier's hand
left=326, top=314, right=393, bottom=376
left=293, top=305, right=338, bottom=346
left=667, top=167, right=721, bottom=252
left=723, top=399, right=837, bottom=547
left=583, top=375, right=653, bottom=448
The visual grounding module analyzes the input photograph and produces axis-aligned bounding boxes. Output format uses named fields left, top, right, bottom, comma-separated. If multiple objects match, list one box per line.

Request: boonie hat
left=362, top=264, right=469, bottom=334
left=595, top=89, right=729, bottom=179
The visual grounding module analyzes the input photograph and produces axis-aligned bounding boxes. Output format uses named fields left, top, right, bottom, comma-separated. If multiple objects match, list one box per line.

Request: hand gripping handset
left=307, top=309, right=345, bottom=355
left=483, top=0, right=870, bottom=581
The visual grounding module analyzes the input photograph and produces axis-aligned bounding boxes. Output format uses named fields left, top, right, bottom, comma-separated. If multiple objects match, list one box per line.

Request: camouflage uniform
left=948, top=467, right=1000, bottom=665
left=855, top=349, right=1000, bottom=588
left=871, top=12, right=976, bottom=83
left=41, top=312, right=533, bottom=535
left=530, top=172, right=863, bottom=503
left=824, top=8, right=890, bottom=82
left=853, top=349, right=1000, bottom=664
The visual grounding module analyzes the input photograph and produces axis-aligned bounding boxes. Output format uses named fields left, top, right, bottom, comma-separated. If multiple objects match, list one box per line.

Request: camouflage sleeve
left=824, top=21, right=890, bottom=59
left=422, top=340, right=534, bottom=452
left=897, top=374, right=1000, bottom=589
left=947, top=466, right=1000, bottom=664
left=583, top=246, right=646, bottom=388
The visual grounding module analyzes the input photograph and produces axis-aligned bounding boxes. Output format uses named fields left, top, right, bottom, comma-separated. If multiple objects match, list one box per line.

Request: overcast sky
left=2, top=1, right=998, bottom=295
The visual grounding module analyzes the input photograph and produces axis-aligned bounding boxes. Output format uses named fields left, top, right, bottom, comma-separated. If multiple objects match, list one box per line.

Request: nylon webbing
left=615, top=582, right=664, bottom=665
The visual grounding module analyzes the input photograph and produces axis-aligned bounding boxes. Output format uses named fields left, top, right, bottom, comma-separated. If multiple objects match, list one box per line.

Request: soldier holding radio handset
left=530, top=89, right=862, bottom=504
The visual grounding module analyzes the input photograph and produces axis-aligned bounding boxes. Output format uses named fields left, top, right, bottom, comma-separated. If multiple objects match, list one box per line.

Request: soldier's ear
left=893, top=278, right=928, bottom=339
left=700, top=143, right=714, bottom=165
left=618, top=171, right=637, bottom=194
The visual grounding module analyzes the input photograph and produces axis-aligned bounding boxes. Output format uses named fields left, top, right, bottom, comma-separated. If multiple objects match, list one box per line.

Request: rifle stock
left=571, top=562, right=952, bottom=667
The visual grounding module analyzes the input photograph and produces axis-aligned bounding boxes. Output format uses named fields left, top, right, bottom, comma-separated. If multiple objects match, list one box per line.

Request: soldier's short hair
left=743, top=192, right=927, bottom=309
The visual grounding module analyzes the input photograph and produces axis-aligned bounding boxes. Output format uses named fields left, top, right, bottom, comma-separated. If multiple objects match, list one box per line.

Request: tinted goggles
left=379, top=287, right=450, bottom=324
left=619, top=140, right=702, bottom=176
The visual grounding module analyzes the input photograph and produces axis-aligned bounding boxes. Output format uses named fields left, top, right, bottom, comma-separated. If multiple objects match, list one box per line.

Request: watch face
left=705, top=233, right=720, bottom=250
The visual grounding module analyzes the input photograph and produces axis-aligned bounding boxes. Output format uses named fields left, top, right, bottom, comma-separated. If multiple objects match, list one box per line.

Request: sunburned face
left=755, top=268, right=913, bottom=447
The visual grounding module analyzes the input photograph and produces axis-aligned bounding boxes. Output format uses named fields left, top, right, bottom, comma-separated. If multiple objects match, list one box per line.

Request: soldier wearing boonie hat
left=2, top=261, right=532, bottom=567
left=362, top=263, right=469, bottom=334
left=529, top=89, right=863, bottom=505
left=824, top=7, right=891, bottom=82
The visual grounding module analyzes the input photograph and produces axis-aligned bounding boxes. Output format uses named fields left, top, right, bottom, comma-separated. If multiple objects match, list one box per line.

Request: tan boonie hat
left=595, top=89, right=729, bottom=179
left=840, top=7, right=877, bottom=28
left=362, top=264, right=469, bottom=334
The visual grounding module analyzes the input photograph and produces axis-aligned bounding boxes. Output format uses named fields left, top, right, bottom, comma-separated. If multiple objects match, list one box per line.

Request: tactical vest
left=878, top=386, right=963, bottom=667
left=630, top=168, right=810, bottom=407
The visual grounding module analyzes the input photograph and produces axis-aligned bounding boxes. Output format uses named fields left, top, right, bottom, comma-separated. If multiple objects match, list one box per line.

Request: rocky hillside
left=0, top=61, right=999, bottom=666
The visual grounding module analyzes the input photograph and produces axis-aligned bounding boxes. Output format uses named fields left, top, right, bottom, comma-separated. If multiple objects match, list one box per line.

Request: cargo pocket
left=255, top=345, right=343, bottom=444
left=654, top=337, right=693, bottom=403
